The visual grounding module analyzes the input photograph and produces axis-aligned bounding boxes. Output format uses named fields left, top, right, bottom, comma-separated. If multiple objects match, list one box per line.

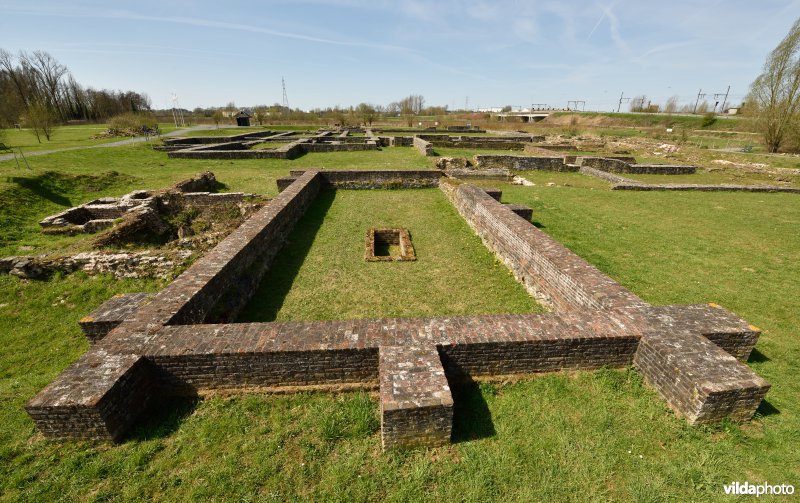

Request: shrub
left=701, top=112, right=717, bottom=128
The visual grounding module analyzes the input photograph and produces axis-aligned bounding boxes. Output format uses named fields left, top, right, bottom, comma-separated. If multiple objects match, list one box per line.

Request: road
left=0, top=124, right=215, bottom=162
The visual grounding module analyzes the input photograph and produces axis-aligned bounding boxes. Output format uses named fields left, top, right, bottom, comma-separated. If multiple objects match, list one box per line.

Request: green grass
left=0, top=146, right=434, bottom=256
left=432, top=147, right=527, bottom=158
left=1, top=134, right=799, bottom=501
left=622, top=169, right=800, bottom=187
left=239, top=189, right=539, bottom=321
left=1, top=124, right=184, bottom=153
left=250, top=141, right=294, bottom=150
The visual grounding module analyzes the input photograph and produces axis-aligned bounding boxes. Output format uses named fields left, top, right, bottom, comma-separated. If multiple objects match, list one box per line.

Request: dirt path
left=0, top=124, right=215, bottom=162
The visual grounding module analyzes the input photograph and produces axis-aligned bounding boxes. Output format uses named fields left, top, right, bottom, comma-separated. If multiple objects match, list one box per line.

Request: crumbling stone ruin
left=26, top=170, right=770, bottom=450
left=3, top=172, right=267, bottom=279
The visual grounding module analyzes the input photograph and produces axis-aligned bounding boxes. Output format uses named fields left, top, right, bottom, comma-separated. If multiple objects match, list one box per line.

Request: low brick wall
left=474, top=155, right=578, bottom=172
left=290, top=170, right=442, bottom=189
left=25, top=350, right=156, bottom=441
left=524, top=144, right=577, bottom=153
left=634, top=331, right=769, bottom=424
left=301, top=143, right=378, bottom=152
left=641, top=304, right=761, bottom=361
left=413, top=136, right=433, bottom=156
left=163, top=130, right=277, bottom=146
left=26, top=170, right=772, bottom=446
left=579, top=166, right=634, bottom=185
left=441, top=182, right=647, bottom=312
left=80, top=293, right=152, bottom=343
left=578, top=157, right=697, bottom=175
left=380, top=345, right=453, bottom=449
left=132, top=170, right=322, bottom=326
left=626, top=164, right=697, bottom=174
left=167, top=142, right=305, bottom=159
left=578, top=157, right=634, bottom=172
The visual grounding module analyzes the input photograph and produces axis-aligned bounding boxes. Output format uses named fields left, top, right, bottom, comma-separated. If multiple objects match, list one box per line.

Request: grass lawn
left=432, top=147, right=527, bottom=158
left=621, top=169, right=800, bottom=187
left=239, top=189, right=539, bottom=322
left=0, top=146, right=430, bottom=257
left=1, top=124, right=185, bottom=154
left=0, top=139, right=798, bottom=501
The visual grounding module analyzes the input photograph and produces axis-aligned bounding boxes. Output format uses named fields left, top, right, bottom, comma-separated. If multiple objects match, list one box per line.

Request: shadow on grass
left=235, top=188, right=335, bottom=322
left=126, top=396, right=200, bottom=441
left=531, top=220, right=546, bottom=229
left=449, top=381, right=497, bottom=443
left=10, top=175, right=71, bottom=206
left=748, top=348, right=770, bottom=363
left=754, top=399, right=780, bottom=419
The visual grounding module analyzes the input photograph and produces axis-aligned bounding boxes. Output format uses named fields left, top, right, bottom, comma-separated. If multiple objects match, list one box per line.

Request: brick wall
left=131, top=170, right=322, bottom=326
left=474, top=155, right=579, bottom=172
left=441, top=182, right=647, bottom=312
left=289, top=170, right=442, bottom=189
left=634, top=331, right=769, bottom=424
left=413, top=136, right=433, bottom=156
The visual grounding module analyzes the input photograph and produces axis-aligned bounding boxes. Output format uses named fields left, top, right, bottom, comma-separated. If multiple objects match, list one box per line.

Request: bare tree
left=747, top=18, right=800, bottom=152
left=664, top=95, right=679, bottom=114
left=24, top=51, right=68, bottom=119
left=24, top=101, right=57, bottom=142
left=212, top=109, right=223, bottom=129
left=629, top=95, right=647, bottom=112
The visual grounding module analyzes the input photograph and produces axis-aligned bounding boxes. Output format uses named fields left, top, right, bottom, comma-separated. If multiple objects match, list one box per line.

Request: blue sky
left=3, top=0, right=799, bottom=111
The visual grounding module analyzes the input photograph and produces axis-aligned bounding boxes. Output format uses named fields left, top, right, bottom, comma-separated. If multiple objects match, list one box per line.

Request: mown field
left=0, top=132, right=798, bottom=501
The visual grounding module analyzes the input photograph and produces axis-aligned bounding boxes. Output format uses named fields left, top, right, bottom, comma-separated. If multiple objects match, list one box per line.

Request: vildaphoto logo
left=723, top=481, right=795, bottom=497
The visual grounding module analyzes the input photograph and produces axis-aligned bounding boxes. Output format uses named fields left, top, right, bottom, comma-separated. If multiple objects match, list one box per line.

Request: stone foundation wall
left=167, top=143, right=305, bottom=159
left=413, top=136, right=433, bottom=156
left=441, top=182, right=647, bottom=312
left=579, top=166, right=633, bottom=185
left=380, top=345, right=453, bottom=449
left=474, top=155, right=579, bottom=172
left=25, top=351, right=156, bottom=441
left=578, top=157, right=697, bottom=174
left=131, top=170, right=322, bottom=326
left=290, top=170, right=442, bottom=189
left=634, top=331, right=769, bottom=424
left=524, top=144, right=577, bottom=153
left=301, top=143, right=378, bottom=152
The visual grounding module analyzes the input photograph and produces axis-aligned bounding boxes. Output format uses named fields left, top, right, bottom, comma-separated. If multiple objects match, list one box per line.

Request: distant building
left=234, top=110, right=252, bottom=126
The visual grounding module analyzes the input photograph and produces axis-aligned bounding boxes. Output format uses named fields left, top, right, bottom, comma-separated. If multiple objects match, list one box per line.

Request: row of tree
left=192, top=95, right=448, bottom=128
left=0, top=49, right=151, bottom=127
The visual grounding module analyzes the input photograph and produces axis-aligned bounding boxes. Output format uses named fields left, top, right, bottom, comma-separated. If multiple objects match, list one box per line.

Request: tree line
left=0, top=49, right=151, bottom=127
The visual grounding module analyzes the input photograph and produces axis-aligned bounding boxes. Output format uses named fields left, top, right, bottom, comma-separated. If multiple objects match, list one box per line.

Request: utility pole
left=567, top=100, right=586, bottom=111
left=713, top=85, right=730, bottom=113
left=616, top=92, right=630, bottom=113
left=465, top=96, right=469, bottom=112
left=281, top=77, right=289, bottom=118
left=693, top=89, right=706, bottom=114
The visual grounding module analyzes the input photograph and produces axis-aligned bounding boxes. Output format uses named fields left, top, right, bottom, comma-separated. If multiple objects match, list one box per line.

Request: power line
left=713, top=85, right=730, bottom=112
left=281, top=77, right=289, bottom=117
left=616, top=92, right=630, bottom=113
left=567, top=100, right=586, bottom=111
left=693, top=89, right=706, bottom=114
